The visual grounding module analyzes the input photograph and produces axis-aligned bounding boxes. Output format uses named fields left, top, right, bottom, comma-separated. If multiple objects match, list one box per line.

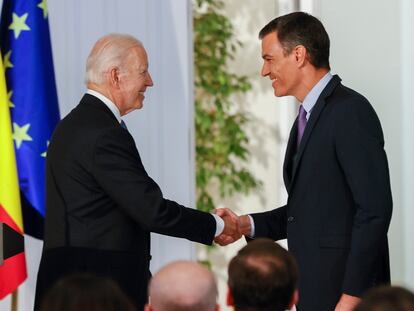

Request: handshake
left=213, top=208, right=252, bottom=246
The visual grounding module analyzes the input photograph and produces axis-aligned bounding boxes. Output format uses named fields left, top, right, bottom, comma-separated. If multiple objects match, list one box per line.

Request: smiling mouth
left=271, top=78, right=278, bottom=91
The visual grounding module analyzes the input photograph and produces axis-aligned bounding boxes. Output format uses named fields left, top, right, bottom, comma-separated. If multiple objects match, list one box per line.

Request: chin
left=274, top=89, right=286, bottom=97
left=135, top=101, right=144, bottom=110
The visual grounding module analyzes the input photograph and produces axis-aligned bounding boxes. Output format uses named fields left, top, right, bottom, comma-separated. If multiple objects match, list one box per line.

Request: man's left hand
left=334, top=293, right=361, bottom=311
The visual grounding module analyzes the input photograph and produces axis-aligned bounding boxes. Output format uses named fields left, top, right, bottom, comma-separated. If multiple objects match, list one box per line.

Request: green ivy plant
left=193, top=0, right=261, bottom=214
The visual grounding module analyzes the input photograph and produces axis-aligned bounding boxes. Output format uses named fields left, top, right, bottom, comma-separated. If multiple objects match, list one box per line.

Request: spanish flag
left=0, top=53, right=27, bottom=298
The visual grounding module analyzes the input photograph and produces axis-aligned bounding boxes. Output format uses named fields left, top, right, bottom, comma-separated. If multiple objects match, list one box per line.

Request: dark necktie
left=297, top=105, right=307, bottom=148
left=120, top=120, right=128, bottom=130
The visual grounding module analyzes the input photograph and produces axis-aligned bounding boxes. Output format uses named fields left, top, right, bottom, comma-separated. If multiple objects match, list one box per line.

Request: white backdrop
left=0, top=0, right=196, bottom=310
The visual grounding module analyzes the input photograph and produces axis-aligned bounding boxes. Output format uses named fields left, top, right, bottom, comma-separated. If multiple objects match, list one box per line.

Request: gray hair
left=85, top=33, right=143, bottom=85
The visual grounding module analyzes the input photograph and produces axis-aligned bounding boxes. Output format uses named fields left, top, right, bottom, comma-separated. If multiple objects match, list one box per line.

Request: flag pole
left=11, top=290, right=18, bottom=311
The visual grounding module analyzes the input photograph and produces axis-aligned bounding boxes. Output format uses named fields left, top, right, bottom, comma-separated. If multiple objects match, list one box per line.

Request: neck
left=295, top=67, right=329, bottom=102
left=87, top=83, right=124, bottom=115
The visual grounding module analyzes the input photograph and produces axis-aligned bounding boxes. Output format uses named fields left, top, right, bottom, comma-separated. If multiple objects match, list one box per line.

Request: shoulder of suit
left=63, top=97, right=119, bottom=128
left=327, top=83, right=382, bottom=136
left=53, top=103, right=128, bottom=150
left=328, top=83, right=373, bottom=112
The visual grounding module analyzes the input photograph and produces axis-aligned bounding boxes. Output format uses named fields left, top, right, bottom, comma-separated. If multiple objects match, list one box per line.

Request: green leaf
left=193, top=0, right=261, bottom=228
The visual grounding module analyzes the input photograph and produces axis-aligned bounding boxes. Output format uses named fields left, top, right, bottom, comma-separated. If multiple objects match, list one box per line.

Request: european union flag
left=0, top=0, right=60, bottom=238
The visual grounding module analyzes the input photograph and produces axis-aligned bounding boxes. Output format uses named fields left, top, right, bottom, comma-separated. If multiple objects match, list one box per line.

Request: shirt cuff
left=212, top=214, right=224, bottom=237
left=248, top=215, right=255, bottom=237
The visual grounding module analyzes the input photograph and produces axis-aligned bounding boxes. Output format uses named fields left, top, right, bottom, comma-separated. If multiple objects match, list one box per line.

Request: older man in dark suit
left=217, top=12, right=392, bottom=311
left=34, top=34, right=240, bottom=311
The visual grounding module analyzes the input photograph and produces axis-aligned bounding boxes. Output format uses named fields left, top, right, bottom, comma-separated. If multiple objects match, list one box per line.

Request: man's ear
left=144, top=303, right=152, bottom=311
left=226, top=286, right=234, bottom=306
left=109, top=67, right=120, bottom=87
left=293, top=45, right=307, bottom=68
left=287, top=289, right=299, bottom=310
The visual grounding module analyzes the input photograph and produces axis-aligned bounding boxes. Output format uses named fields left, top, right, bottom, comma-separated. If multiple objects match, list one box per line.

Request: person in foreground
left=227, top=238, right=298, bottom=311
left=354, top=285, right=414, bottom=311
left=40, top=274, right=134, bottom=311
left=34, top=33, right=240, bottom=310
left=145, top=260, right=219, bottom=311
left=217, top=12, right=393, bottom=311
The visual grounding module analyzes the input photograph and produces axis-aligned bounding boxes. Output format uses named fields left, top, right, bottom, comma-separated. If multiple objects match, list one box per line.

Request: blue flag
left=0, top=0, right=60, bottom=238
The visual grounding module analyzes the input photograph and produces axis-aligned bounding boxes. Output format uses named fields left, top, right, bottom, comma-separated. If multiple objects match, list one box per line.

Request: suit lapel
left=283, top=117, right=298, bottom=193
left=288, top=75, right=342, bottom=191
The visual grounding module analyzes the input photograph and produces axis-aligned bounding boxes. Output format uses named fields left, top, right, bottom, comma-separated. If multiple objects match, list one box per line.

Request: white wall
left=315, top=0, right=413, bottom=288
left=0, top=0, right=196, bottom=309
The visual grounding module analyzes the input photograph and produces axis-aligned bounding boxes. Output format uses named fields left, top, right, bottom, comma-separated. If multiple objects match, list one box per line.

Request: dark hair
left=228, top=238, right=299, bottom=311
left=354, top=286, right=414, bottom=311
left=259, top=11, right=330, bottom=69
left=40, top=274, right=135, bottom=311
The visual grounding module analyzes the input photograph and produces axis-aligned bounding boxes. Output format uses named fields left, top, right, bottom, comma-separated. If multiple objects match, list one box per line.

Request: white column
left=401, top=0, right=414, bottom=289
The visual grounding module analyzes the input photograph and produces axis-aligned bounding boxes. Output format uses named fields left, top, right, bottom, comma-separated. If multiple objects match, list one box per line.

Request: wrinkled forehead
left=125, top=45, right=148, bottom=68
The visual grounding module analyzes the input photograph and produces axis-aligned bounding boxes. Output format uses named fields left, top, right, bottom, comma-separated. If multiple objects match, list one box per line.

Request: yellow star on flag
left=41, top=140, right=50, bottom=157
left=9, top=12, right=31, bottom=39
left=3, top=50, right=13, bottom=69
left=12, top=122, right=33, bottom=149
left=37, top=0, right=48, bottom=19
left=8, top=90, right=15, bottom=108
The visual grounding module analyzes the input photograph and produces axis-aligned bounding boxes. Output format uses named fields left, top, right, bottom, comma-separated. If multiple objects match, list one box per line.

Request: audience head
left=40, top=273, right=135, bottom=311
left=85, top=33, right=153, bottom=115
left=227, top=238, right=299, bottom=311
left=354, top=285, right=414, bottom=311
left=145, top=260, right=219, bottom=311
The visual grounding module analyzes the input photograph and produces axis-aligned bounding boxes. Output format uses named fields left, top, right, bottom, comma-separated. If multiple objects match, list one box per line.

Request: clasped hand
left=213, top=208, right=252, bottom=246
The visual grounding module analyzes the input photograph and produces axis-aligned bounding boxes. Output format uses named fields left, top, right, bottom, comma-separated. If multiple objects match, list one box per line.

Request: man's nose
left=147, top=72, right=154, bottom=87
left=261, top=64, right=269, bottom=77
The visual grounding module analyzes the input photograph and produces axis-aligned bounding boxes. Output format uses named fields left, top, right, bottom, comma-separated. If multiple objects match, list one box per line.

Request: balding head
left=85, top=33, right=143, bottom=85
left=145, top=261, right=219, bottom=311
left=85, top=33, right=153, bottom=115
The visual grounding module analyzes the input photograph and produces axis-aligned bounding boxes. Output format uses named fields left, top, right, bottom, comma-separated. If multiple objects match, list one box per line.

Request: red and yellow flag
left=0, top=53, right=27, bottom=298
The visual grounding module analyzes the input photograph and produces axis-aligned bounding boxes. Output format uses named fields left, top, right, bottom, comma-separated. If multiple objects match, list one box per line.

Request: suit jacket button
left=287, top=216, right=294, bottom=222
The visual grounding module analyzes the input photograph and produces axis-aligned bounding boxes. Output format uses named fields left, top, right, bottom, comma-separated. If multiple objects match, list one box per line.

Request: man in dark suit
left=34, top=34, right=240, bottom=310
left=217, top=12, right=392, bottom=311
